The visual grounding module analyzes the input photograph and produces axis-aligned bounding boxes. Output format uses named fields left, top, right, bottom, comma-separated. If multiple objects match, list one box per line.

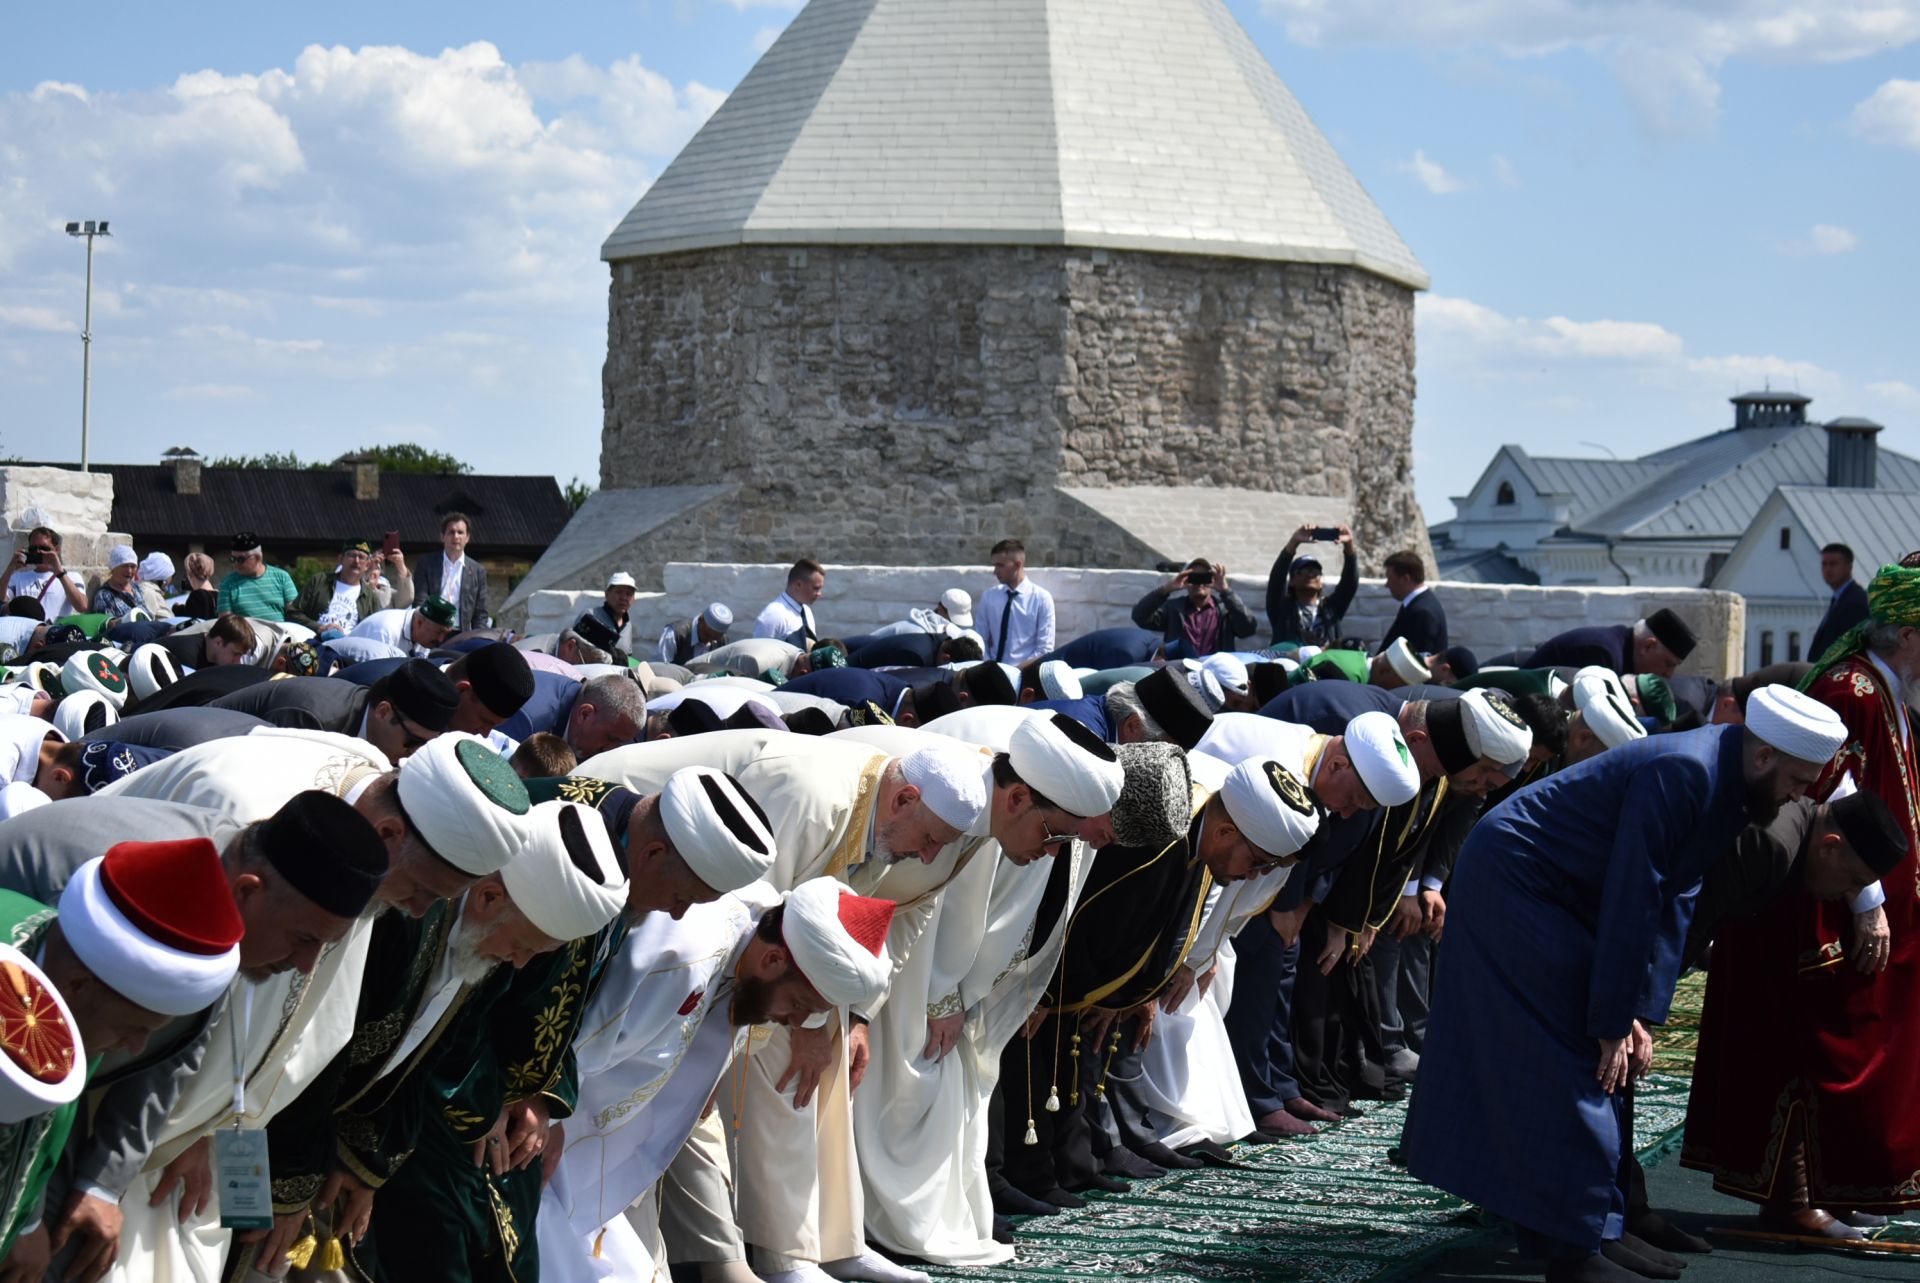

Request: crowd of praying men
left=0, top=519, right=1910, bottom=1283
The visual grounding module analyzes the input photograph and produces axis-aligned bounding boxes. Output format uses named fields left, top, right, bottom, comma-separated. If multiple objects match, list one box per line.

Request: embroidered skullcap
left=229, top=532, right=261, bottom=555
left=1009, top=713, right=1125, bottom=819
left=0, top=941, right=86, bottom=1123
left=1645, top=609, right=1697, bottom=661
left=898, top=743, right=990, bottom=833
left=1830, top=789, right=1909, bottom=878
left=781, top=879, right=894, bottom=1009
left=126, top=644, right=181, bottom=703
left=1458, top=687, right=1533, bottom=767
left=521, top=776, right=643, bottom=845
left=1220, top=758, right=1324, bottom=865
left=1195, top=653, right=1251, bottom=697
left=1036, top=660, right=1082, bottom=702
left=53, top=691, right=117, bottom=742
left=499, top=800, right=628, bottom=941
left=106, top=544, right=137, bottom=571
left=702, top=603, right=733, bottom=634
left=59, top=839, right=243, bottom=1016
left=396, top=733, right=533, bottom=876
left=1342, top=711, right=1420, bottom=807
left=1134, top=666, right=1215, bottom=751
left=1746, top=684, right=1847, bottom=766
left=1185, top=665, right=1227, bottom=712
left=660, top=767, right=777, bottom=893
left=60, top=652, right=128, bottom=710
left=138, top=552, right=174, bottom=584
left=78, top=740, right=165, bottom=794
left=1573, top=666, right=1645, bottom=750
left=1382, top=637, right=1429, bottom=686
left=1110, top=743, right=1192, bottom=848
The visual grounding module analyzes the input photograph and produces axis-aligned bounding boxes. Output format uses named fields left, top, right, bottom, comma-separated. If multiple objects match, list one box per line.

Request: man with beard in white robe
left=574, top=730, right=989, bottom=1283
left=538, top=879, right=898, bottom=1283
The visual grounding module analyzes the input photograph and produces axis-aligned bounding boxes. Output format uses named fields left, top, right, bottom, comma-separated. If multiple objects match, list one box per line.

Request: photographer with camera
left=1131, top=557, right=1257, bottom=658
left=1267, top=523, right=1357, bottom=648
left=4, top=526, right=87, bottom=620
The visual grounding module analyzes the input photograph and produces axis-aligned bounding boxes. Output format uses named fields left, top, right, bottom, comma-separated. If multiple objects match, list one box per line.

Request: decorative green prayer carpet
left=927, top=977, right=1713, bottom=1283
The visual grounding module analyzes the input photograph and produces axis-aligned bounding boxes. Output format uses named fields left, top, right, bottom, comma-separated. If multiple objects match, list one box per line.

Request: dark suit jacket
left=87, top=707, right=271, bottom=751
left=1809, top=581, right=1870, bottom=661
left=1523, top=623, right=1633, bottom=674
left=1682, top=798, right=1811, bottom=970
left=412, top=553, right=490, bottom=630
left=208, top=677, right=371, bottom=734
left=782, top=668, right=911, bottom=712
left=128, top=663, right=275, bottom=715
left=850, top=633, right=943, bottom=669
left=1377, top=590, right=1448, bottom=655
left=1040, top=626, right=1160, bottom=671
left=497, top=671, right=583, bottom=743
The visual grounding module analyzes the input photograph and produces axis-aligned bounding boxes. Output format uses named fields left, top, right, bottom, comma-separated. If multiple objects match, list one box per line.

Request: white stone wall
left=555, top=562, right=1749, bottom=678
left=0, top=467, right=128, bottom=589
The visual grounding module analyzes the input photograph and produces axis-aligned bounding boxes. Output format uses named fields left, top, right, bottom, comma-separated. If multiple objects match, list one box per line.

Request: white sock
left=700, top=1264, right=773, bottom=1283
left=760, top=1267, right=837, bottom=1283
left=820, top=1248, right=932, bottom=1283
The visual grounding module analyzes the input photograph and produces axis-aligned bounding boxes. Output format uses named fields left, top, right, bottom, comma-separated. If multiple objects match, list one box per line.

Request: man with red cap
left=539, top=880, right=897, bottom=1283
left=0, top=837, right=243, bottom=1275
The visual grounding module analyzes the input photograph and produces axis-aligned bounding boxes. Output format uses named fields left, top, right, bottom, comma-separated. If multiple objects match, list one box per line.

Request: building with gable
left=505, top=0, right=1431, bottom=621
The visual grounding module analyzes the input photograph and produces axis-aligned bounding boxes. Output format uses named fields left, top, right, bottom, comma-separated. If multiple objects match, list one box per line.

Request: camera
left=22, top=550, right=47, bottom=567
left=1311, top=527, right=1341, bottom=542
left=1187, top=570, right=1215, bottom=586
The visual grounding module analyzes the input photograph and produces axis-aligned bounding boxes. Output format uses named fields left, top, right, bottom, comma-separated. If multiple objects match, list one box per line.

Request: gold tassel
left=1023, top=1121, right=1038, bottom=1146
left=284, top=1230, right=319, bottom=1271
left=316, top=1235, right=346, bottom=1272
left=592, top=1228, right=607, bottom=1259
left=1044, top=1088, right=1059, bottom=1113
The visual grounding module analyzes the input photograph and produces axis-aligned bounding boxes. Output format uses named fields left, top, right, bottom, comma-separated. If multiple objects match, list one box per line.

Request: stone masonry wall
left=601, top=245, right=1425, bottom=571
left=525, top=564, right=1746, bottom=680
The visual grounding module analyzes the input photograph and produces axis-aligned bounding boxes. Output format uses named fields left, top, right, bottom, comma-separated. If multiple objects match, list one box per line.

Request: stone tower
left=509, top=0, right=1430, bottom=611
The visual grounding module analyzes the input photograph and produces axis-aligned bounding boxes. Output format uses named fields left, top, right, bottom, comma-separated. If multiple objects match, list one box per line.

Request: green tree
left=333, top=444, right=472, bottom=475
left=564, top=476, right=595, bottom=513
left=206, top=450, right=311, bottom=470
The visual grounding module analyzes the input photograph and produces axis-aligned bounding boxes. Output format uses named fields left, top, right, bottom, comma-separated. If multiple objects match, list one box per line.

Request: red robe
left=1682, top=656, right=1920, bottom=1208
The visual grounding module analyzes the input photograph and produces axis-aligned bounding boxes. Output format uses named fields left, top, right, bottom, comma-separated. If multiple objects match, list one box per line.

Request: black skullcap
left=1134, top=665, right=1214, bottom=751
left=723, top=702, right=783, bottom=732
left=956, top=662, right=1017, bottom=707
left=1646, top=608, right=1698, bottom=661
left=230, top=532, right=261, bottom=553
left=666, top=699, right=726, bottom=738
left=256, top=789, right=389, bottom=918
left=1830, top=790, right=1909, bottom=879
left=1423, top=700, right=1478, bottom=776
left=463, top=643, right=535, bottom=717
left=384, top=659, right=460, bottom=732
left=1438, top=645, right=1480, bottom=681
left=783, top=707, right=838, bottom=737
left=913, top=680, right=961, bottom=724
left=1247, top=662, right=1292, bottom=708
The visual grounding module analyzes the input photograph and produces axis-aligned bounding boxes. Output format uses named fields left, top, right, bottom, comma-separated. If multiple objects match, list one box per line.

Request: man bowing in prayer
left=1402, top=684, right=1848, bottom=1283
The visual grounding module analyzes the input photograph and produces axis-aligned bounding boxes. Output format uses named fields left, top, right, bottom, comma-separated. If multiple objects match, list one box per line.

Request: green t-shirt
left=216, top=567, right=299, bottom=621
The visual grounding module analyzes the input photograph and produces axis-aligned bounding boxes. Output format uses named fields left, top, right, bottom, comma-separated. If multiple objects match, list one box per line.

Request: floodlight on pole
left=64, top=218, right=110, bottom=472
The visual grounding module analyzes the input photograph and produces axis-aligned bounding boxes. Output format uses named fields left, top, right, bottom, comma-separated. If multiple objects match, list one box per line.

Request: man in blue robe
left=1402, top=686, right=1845, bottom=1283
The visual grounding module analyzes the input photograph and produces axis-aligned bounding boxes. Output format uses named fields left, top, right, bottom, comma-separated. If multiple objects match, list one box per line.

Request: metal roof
left=601, top=0, right=1428, bottom=289
left=1504, top=451, right=1667, bottom=522
left=1774, top=486, right=1920, bottom=573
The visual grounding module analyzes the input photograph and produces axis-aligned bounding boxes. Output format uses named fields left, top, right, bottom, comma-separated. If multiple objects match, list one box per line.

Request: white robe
left=538, top=888, right=771, bottom=1283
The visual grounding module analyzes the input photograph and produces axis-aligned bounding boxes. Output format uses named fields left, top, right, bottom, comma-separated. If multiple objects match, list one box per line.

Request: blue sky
left=3, top=0, right=1916, bottom=528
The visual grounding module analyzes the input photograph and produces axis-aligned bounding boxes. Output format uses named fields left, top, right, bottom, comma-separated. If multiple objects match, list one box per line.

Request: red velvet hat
left=98, top=839, right=244, bottom=956
left=836, top=893, right=894, bottom=957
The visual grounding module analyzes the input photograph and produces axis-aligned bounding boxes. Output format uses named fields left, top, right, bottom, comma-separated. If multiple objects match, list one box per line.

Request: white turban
left=898, top=744, right=990, bottom=832
left=126, top=643, right=181, bottom=703
left=1383, top=636, right=1430, bottom=685
left=1459, top=688, right=1532, bottom=766
left=396, top=732, right=533, bottom=876
left=1746, top=684, right=1848, bottom=765
left=1343, top=710, right=1421, bottom=807
left=1008, top=713, right=1125, bottom=819
left=1573, top=666, right=1644, bottom=750
left=61, top=653, right=129, bottom=710
left=782, top=878, right=894, bottom=1009
left=1195, top=653, right=1251, bottom=697
left=661, top=766, right=777, bottom=893
left=0, top=714, right=58, bottom=785
left=1220, top=757, right=1323, bottom=862
left=138, top=552, right=175, bottom=584
left=500, top=800, right=628, bottom=941
left=54, top=691, right=117, bottom=742
left=106, top=544, right=137, bottom=571
left=1036, top=660, right=1082, bottom=702
left=0, top=781, right=50, bottom=821
left=0, top=688, right=37, bottom=717
left=0, top=942, right=86, bottom=1123
left=22, top=663, right=61, bottom=696
left=58, top=848, right=241, bottom=1017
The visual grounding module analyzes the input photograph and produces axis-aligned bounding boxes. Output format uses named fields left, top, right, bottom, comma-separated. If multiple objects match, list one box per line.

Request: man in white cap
left=1567, top=665, right=1647, bottom=763
left=869, top=588, right=978, bottom=646
left=575, top=571, right=639, bottom=654
left=575, top=729, right=986, bottom=1283
left=0, top=837, right=245, bottom=1270
left=538, top=880, right=897, bottom=1283
left=1370, top=635, right=1430, bottom=690
left=1404, top=686, right=1845, bottom=1283
left=657, top=602, right=734, bottom=667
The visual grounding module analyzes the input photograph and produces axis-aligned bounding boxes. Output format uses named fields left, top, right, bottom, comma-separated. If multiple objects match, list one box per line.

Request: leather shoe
left=992, top=1186, right=1060, bottom=1218
left=1758, top=1207, right=1863, bottom=1240
left=1255, top=1109, right=1317, bottom=1137
left=1286, top=1096, right=1341, bottom=1123
left=1841, top=1210, right=1890, bottom=1229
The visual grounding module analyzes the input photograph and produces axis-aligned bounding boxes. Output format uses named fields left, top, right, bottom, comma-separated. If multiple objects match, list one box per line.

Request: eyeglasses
left=397, top=717, right=435, bottom=753
left=1039, top=819, right=1078, bottom=849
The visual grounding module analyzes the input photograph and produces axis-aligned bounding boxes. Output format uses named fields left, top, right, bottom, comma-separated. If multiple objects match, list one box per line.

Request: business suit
left=412, top=552, right=490, bottom=630
left=1809, top=580, right=1870, bottom=661
left=1524, top=623, right=1634, bottom=675
left=1376, top=589, right=1448, bottom=656
left=89, top=707, right=272, bottom=750
left=208, top=676, right=371, bottom=734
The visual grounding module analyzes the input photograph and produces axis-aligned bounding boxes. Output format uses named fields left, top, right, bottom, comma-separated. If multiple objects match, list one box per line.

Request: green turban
left=1633, top=674, right=1677, bottom=726
left=1802, top=562, right=1920, bottom=690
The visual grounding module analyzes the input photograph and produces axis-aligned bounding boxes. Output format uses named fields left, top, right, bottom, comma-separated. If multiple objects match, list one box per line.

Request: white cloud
left=1851, top=78, right=1920, bottom=148
left=1810, top=224, right=1860, bottom=254
left=1867, top=379, right=1920, bottom=405
left=1491, top=153, right=1521, bottom=187
left=1419, top=295, right=1684, bottom=361
left=1262, top=1, right=1920, bottom=137
left=1401, top=149, right=1470, bottom=194
left=0, top=305, right=75, bottom=334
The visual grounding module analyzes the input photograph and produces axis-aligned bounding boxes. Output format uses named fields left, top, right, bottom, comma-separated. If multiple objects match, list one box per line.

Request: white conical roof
left=602, top=0, right=1428, bottom=289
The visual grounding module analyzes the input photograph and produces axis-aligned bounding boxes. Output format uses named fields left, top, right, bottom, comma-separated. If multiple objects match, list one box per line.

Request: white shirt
left=439, top=553, right=466, bottom=626
left=318, top=578, right=362, bottom=632
left=1399, top=584, right=1429, bottom=607
left=977, top=579, right=1055, bottom=666
left=753, top=591, right=815, bottom=642
left=349, top=607, right=427, bottom=657
left=4, top=568, right=83, bottom=619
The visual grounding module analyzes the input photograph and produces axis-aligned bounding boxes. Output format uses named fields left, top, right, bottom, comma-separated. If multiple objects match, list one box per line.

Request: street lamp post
left=63, top=220, right=110, bottom=472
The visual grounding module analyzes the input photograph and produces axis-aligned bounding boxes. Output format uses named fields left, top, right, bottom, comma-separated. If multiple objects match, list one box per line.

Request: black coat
left=1266, top=544, right=1358, bottom=647
left=1376, top=590, right=1448, bottom=656
left=208, top=676, right=371, bottom=734
left=1523, top=623, right=1633, bottom=674
left=1809, top=581, right=1870, bottom=661
left=93, top=707, right=272, bottom=751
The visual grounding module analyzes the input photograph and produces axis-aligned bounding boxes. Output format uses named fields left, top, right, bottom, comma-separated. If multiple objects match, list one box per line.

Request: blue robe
left=1401, top=725, right=1750, bottom=1250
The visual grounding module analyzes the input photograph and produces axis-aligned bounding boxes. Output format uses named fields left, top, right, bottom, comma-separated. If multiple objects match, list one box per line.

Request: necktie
left=995, top=587, right=1016, bottom=663
left=802, top=603, right=816, bottom=644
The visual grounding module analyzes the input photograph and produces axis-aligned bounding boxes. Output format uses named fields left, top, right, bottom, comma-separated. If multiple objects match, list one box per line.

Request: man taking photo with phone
left=4, top=526, right=87, bottom=619
left=1132, top=557, right=1259, bottom=658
